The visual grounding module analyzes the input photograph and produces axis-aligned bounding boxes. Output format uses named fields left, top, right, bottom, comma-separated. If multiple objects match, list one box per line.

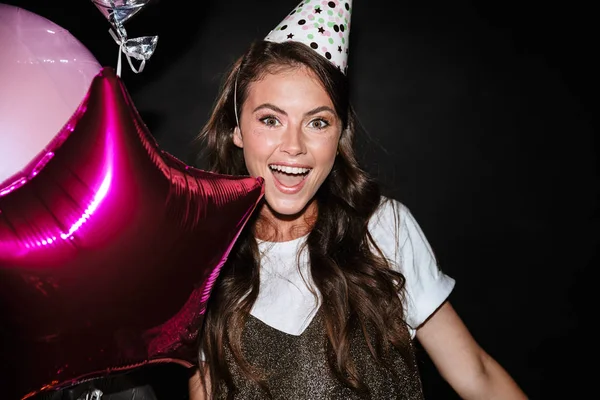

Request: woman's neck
left=254, top=200, right=317, bottom=242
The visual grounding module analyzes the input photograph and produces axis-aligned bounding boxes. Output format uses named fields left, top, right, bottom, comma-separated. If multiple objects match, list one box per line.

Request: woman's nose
left=279, top=124, right=307, bottom=156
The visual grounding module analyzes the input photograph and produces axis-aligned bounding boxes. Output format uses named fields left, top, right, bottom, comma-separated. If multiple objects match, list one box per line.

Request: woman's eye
left=260, top=116, right=280, bottom=127
left=309, top=119, right=329, bottom=130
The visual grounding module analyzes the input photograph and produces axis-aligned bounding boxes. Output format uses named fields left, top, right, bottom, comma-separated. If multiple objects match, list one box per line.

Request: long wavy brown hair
left=194, top=40, right=417, bottom=399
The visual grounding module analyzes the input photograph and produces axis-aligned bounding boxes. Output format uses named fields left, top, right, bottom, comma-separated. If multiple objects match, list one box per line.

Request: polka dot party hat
left=264, top=0, right=353, bottom=74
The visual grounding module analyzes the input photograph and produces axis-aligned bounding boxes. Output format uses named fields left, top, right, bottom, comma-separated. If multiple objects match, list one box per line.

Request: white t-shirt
left=251, top=197, right=455, bottom=338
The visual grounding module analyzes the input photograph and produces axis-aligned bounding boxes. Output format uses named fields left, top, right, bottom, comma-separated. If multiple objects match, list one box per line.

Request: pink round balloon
left=0, top=3, right=102, bottom=185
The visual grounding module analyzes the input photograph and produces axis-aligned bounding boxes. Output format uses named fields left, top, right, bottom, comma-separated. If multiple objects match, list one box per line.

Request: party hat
left=264, top=0, right=353, bottom=74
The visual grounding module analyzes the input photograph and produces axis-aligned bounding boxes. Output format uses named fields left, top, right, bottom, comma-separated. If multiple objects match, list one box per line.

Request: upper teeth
left=269, top=165, right=311, bottom=175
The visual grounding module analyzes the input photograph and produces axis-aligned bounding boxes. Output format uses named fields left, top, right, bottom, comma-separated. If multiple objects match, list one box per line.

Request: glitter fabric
left=220, top=309, right=424, bottom=399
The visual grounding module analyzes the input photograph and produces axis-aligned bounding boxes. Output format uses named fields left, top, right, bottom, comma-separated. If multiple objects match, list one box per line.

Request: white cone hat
left=264, top=0, right=353, bottom=74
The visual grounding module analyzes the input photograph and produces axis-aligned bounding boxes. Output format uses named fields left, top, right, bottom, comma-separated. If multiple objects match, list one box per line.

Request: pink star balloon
left=0, top=67, right=264, bottom=399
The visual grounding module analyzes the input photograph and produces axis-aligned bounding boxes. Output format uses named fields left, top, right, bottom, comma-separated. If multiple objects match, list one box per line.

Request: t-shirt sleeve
left=369, top=198, right=455, bottom=336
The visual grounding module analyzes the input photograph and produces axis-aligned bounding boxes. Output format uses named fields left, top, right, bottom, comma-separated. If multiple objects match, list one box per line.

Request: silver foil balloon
left=91, top=0, right=158, bottom=75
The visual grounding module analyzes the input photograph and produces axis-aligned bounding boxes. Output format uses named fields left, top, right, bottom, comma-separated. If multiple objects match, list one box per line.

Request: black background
left=3, top=0, right=597, bottom=398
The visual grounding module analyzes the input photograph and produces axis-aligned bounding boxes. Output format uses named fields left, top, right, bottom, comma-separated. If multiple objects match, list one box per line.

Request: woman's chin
left=263, top=194, right=316, bottom=220
left=267, top=202, right=307, bottom=218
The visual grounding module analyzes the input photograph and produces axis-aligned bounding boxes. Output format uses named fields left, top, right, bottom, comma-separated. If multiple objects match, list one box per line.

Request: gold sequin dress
left=219, top=310, right=425, bottom=399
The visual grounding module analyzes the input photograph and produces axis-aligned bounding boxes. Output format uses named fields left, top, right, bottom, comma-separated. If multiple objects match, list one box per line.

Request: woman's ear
left=232, top=126, right=243, bottom=148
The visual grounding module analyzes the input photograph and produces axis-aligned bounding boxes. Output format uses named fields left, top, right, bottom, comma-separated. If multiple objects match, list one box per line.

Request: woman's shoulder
left=370, top=195, right=409, bottom=233
left=368, top=196, right=406, bottom=251
left=369, top=195, right=432, bottom=255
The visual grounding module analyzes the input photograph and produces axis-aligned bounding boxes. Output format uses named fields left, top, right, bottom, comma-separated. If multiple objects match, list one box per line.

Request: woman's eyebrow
left=252, top=104, right=335, bottom=118
left=253, top=103, right=286, bottom=115
left=305, top=106, right=335, bottom=117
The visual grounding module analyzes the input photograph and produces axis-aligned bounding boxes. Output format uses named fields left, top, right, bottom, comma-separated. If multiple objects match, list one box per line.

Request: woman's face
left=233, top=66, right=342, bottom=218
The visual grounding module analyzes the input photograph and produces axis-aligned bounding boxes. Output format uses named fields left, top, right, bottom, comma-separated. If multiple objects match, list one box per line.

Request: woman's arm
left=416, top=301, right=527, bottom=400
left=189, top=366, right=211, bottom=400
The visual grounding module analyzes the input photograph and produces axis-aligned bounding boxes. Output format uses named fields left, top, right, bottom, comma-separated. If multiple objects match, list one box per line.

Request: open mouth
left=269, top=164, right=312, bottom=187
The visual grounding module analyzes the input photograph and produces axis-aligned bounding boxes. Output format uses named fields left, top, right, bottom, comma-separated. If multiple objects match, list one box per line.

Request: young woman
left=189, top=1, right=527, bottom=399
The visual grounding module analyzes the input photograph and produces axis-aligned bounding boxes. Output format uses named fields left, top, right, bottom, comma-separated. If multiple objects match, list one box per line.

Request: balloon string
left=117, top=39, right=123, bottom=77
left=126, top=53, right=146, bottom=74
left=109, top=29, right=146, bottom=77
